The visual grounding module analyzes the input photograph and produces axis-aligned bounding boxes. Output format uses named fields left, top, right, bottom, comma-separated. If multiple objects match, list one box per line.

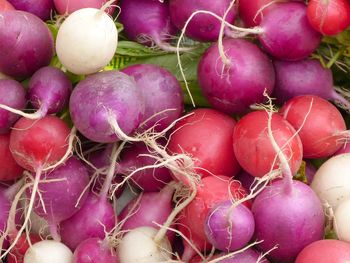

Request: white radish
left=118, top=226, right=172, bottom=263
left=24, top=240, right=73, bottom=263
left=311, top=153, right=350, bottom=209
left=56, top=8, right=118, bottom=75
left=335, top=196, right=350, bottom=242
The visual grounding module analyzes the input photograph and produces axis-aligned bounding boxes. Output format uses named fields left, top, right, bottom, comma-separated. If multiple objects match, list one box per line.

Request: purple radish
left=0, top=10, right=54, bottom=79
left=334, top=143, right=350, bottom=155
left=197, top=38, right=275, bottom=114
left=169, top=0, right=236, bottom=42
left=305, top=161, right=316, bottom=185
left=7, top=0, right=55, bottom=21
left=204, top=200, right=255, bottom=252
left=121, top=64, right=184, bottom=132
left=69, top=70, right=145, bottom=143
left=73, top=238, right=118, bottom=263
left=252, top=180, right=324, bottom=263
left=26, top=157, right=90, bottom=240
left=0, top=80, right=26, bottom=134
left=236, top=171, right=256, bottom=192
left=210, top=249, right=270, bottom=263
left=273, top=59, right=350, bottom=108
left=119, top=0, right=182, bottom=52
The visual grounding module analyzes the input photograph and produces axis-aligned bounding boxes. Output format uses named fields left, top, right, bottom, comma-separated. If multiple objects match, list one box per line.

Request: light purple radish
left=197, top=38, right=275, bottom=114
left=7, top=0, right=55, bottom=21
left=257, top=2, right=322, bottom=61
left=69, top=70, right=145, bottom=143
left=0, top=80, right=26, bottom=134
left=0, top=10, right=54, bottom=79
left=119, top=0, right=181, bottom=52
left=60, top=193, right=116, bottom=250
left=121, top=64, right=184, bottom=132
left=73, top=238, right=118, bottom=263
left=273, top=59, right=350, bottom=108
left=216, top=249, right=270, bottom=262
left=204, top=200, right=255, bottom=252
left=252, top=180, right=324, bottom=263
left=169, top=0, right=236, bottom=42
left=26, top=157, right=90, bottom=241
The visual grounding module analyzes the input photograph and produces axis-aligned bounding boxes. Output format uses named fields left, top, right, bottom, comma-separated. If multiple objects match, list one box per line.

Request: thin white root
left=0, top=104, right=47, bottom=120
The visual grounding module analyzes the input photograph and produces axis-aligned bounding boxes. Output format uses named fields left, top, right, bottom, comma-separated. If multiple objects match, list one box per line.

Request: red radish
left=73, top=238, right=118, bottom=263
left=7, top=234, right=41, bottom=263
left=233, top=110, right=303, bottom=178
left=280, top=95, right=347, bottom=158
left=238, top=0, right=277, bottom=27
left=0, top=0, right=14, bottom=10
left=0, top=134, right=23, bottom=181
left=167, top=108, right=240, bottom=181
left=197, top=39, right=275, bottom=114
left=7, top=0, right=55, bottom=20
left=295, top=239, right=350, bottom=263
left=307, top=0, right=350, bottom=36
left=53, top=0, right=116, bottom=15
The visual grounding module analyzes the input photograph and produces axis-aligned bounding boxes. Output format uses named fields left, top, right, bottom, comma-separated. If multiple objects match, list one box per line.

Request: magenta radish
left=280, top=95, right=347, bottom=158
left=192, top=249, right=269, bottom=263
left=69, top=70, right=145, bottom=143
left=204, top=200, right=255, bottom=252
left=121, top=64, right=184, bottom=132
left=197, top=38, right=275, bottom=114
left=53, top=0, right=116, bottom=15
left=7, top=0, right=55, bottom=20
left=0, top=10, right=54, bottom=79
left=0, top=80, right=26, bottom=134
left=73, top=238, right=118, bottom=263
left=169, top=0, right=236, bottom=42
left=334, top=143, right=350, bottom=155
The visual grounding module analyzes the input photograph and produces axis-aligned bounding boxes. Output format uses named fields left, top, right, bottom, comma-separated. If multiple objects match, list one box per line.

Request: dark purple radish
left=73, top=238, right=118, bottom=263
left=236, top=171, right=256, bottom=192
left=69, top=70, right=145, bottom=143
left=0, top=10, right=54, bottom=79
left=0, top=134, right=24, bottom=181
left=252, top=180, right=324, bottom=263
left=7, top=0, right=55, bottom=21
left=169, top=0, right=236, bottom=42
left=119, top=0, right=184, bottom=52
left=204, top=200, right=255, bottom=252
left=0, top=80, right=26, bottom=134
left=305, top=161, right=316, bottom=185
left=26, top=157, right=90, bottom=241
left=197, top=38, right=275, bottom=114
left=273, top=59, right=350, bottom=108
left=121, top=64, right=184, bottom=132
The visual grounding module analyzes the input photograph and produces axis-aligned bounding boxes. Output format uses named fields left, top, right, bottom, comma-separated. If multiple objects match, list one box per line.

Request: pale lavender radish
left=169, top=0, right=236, bottom=42
left=204, top=200, right=255, bottom=252
left=7, top=0, right=55, bottom=20
left=0, top=10, right=54, bottom=79
left=0, top=80, right=26, bottom=134
left=121, top=64, right=184, bottom=132
left=216, top=249, right=269, bottom=263
left=252, top=180, right=324, bottom=263
left=197, top=38, right=275, bottom=114
left=24, top=240, right=73, bottom=263
left=73, top=238, right=118, bottom=263
left=69, top=70, right=145, bottom=143
left=273, top=59, right=350, bottom=107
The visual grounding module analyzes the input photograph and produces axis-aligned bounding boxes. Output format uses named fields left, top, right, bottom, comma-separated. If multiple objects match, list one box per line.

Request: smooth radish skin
left=23, top=240, right=73, bottom=263
left=169, top=0, right=236, bottom=42
left=0, top=10, right=54, bottom=79
left=197, top=39, right=275, bottom=114
left=190, top=249, right=269, bottom=263
left=56, top=7, right=118, bottom=75
left=273, top=59, right=350, bottom=108
left=118, top=226, right=172, bottom=263
left=69, top=70, right=145, bottom=143
left=307, top=0, right=350, bottom=36
left=280, top=95, right=347, bottom=158
left=167, top=108, right=241, bottom=181
left=238, top=0, right=278, bottom=27
left=334, top=142, right=350, bottom=155
left=233, top=111, right=303, bottom=178
left=335, top=197, right=350, bottom=242
left=252, top=180, right=324, bottom=263
left=54, top=0, right=116, bottom=15
left=204, top=200, right=255, bottom=252
left=295, top=239, right=350, bottom=263
left=0, top=0, right=14, bottom=10
left=311, top=153, right=350, bottom=209
left=0, top=80, right=26, bottom=134
left=73, top=238, right=118, bottom=263
left=7, top=0, right=55, bottom=20
left=0, top=134, right=23, bottom=181
left=122, top=64, right=184, bottom=132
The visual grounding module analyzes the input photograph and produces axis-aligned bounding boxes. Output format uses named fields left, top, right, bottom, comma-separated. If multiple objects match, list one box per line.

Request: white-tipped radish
left=24, top=240, right=73, bottom=263
left=56, top=8, right=118, bottom=75
left=335, top=197, right=350, bottom=242
left=118, top=226, right=172, bottom=263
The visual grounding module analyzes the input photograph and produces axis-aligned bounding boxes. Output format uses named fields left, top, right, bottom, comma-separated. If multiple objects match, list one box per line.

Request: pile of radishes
left=1, top=0, right=350, bottom=262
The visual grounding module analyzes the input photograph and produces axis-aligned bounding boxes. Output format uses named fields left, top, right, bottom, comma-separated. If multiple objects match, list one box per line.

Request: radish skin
left=335, top=196, right=350, bottom=242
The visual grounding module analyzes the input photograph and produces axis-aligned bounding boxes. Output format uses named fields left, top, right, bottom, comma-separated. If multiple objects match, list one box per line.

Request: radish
left=54, top=0, right=116, bottom=15
left=23, top=240, right=73, bottom=263
left=56, top=7, right=118, bottom=75
left=335, top=196, right=350, bottom=242
left=7, top=234, right=41, bottom=263
left=197, top=39, right=275, bottom=114
left=0, top=134, right=23, bottom=181
left=280, top=95, right=347, bottom=158
left=0, top=0, right=14, bottom=10
left=238, top=0, right=277, bottom=27
left=7, top=0, right=55, bottom=20
left=334, top=142, right=350, bottom=155
left=73, top=238, right=118, bottom=263
left=0, top=10, right=54, bottom=79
